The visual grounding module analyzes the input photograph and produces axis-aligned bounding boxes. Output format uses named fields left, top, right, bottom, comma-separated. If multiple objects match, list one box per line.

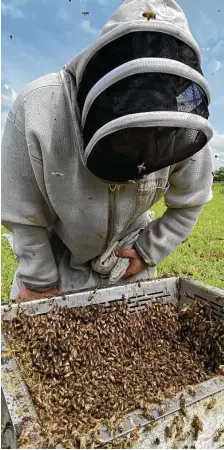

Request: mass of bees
left=3, top=299, right=224, bottom=448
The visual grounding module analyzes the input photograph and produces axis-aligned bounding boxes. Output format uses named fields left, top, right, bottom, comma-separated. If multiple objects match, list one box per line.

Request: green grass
left=1, top=226, right=18, bottom=300
left=152, top=184, right=224, bottom=289
left=1, top=184, right=224, bottom=300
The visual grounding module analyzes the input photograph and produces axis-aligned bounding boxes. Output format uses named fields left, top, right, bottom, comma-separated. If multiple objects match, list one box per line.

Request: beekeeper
left=2, top=0, right=213, bottom=301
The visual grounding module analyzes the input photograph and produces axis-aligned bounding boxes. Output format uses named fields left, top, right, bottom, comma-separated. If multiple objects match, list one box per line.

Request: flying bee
left=142, top=11, right=156, bottom=20
left=137, top=162, right=146, bottom=174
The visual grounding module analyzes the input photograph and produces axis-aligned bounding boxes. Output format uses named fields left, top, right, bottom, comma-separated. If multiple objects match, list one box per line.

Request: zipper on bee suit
left=103, top=184, right=117, bottom=252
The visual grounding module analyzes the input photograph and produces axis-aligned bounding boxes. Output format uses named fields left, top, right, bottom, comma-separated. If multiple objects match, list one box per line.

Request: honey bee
left=180, top=394, right=187, bottom=417
left=137, top=162, right=146, bottom=174
left=79, top=436, right=87, bottom=449
left=144, top=421, right=157, bottom=432
left=176, top=431, right=190, bottom=442
left=165, top=426, right=172, bottom=438
left=187, top=386, right=197, bottom=396
left=214, top=427, right=224, bottom=442
left=142, top=11, right=156, bottom=20
left=159, top=404, right=166, bottom=415
left=206, top=398, right=216, bottom=410
left=191, top=416, right=203, bottom=441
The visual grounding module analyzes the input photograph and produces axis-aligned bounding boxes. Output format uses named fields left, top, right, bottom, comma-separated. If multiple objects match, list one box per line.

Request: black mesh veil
left=77, top=31, right=203, bottom=112
left=83, top=73, right=208, bottom=148
left=77, top=31, right=210, bottom=183
left=87, top=128, right=207, bottom=183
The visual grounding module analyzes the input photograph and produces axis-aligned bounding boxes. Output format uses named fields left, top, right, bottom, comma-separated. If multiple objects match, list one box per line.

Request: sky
left=1, top=0, right=224, bottom=168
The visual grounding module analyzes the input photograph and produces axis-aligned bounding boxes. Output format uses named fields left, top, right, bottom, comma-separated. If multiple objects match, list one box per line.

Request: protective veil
left=74, top=0, right=212, bottom=183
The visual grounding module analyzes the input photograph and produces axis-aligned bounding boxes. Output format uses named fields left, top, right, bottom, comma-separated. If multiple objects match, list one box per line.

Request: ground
left=1, top=184, right=224, bottom=301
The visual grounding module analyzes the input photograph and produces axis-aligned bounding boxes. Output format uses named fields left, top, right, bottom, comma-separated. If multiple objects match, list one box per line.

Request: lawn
left=1, top=227, right=18, bottom=301
left=153, top=183, right=224, bottom=289
left=1, top=184, right=224, bottom=300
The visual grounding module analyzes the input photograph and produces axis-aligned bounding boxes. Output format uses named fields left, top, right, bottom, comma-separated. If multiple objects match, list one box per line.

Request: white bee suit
left=2, top=0, right=213, bottom=298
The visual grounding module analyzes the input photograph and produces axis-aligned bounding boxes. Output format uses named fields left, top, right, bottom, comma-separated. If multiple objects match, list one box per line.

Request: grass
left=152, top=184, right=224, bottom=289
left=1, top=184, right=224, bottom=300
left=1, top=226, right=18, bottom=301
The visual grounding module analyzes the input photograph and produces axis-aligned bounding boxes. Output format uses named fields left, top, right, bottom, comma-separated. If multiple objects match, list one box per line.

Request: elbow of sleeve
left=134, top=205, right=203, bottom=266
left=9, top=225, right=59, bottom=289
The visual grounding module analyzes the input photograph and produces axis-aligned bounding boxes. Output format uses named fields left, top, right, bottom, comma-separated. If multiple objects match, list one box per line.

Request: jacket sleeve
left=134, top=146, right=213, bottom=266
left=2, top=114, right=59, bottom=291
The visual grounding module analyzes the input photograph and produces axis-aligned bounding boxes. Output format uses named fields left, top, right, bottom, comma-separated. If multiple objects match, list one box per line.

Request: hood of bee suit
left=65, top=0, right=213, bottom=183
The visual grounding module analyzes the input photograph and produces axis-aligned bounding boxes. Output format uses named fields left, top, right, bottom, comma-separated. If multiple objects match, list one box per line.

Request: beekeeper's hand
left=16, top=286, right=60, bottom=301
left=115, top=249, right=148, bottom=278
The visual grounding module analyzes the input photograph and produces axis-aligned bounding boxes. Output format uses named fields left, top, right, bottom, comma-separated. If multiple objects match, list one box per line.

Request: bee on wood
left=214, top=427, right=224, bottom=442
left=159, top=404, right=166, bottom=415
left=165, top=426, right=172, bottom=438
left=144, top=421, right=157, bottom=432
left=187, top=386, right=197, bottom=396
left=176, top=431, right=190, bottom=441
left=206, top=398, right=216, bottom=409
left=88, top=289, right=97, bottom=302
left=191, top=416, right=203, bottom=441
left=3, top=304, right=12, bottom=312
left=154, top=437, right=160, bottom=445
left=142, top=11, right=156, bottom=20
left=180, top=394, right=187, bottom=417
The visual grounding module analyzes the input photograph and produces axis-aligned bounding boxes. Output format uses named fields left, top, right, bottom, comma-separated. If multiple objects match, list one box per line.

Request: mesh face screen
left=83, top=73, right=208, bottom=147
left=86, top=127, right=207, bottom=183
left=78, top=30, right=210, bottom=182
left=77, top=31, right=203, bottom=112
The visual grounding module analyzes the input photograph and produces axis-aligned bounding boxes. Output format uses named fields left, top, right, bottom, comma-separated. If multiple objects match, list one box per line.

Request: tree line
left=213, top=167, right=224, bottom=182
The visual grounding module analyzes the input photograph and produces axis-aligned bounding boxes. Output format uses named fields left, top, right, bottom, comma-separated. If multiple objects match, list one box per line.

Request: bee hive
left=1, top=277, right=224, bottom=449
